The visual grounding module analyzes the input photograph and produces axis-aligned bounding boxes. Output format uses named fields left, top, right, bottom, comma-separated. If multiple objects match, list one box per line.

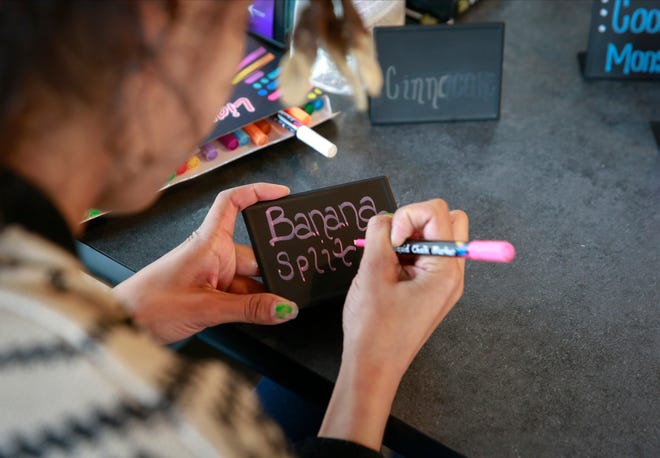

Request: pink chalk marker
left=353, top=239, right=516, bottom=263
left=218, top=133, right=239, bottom=151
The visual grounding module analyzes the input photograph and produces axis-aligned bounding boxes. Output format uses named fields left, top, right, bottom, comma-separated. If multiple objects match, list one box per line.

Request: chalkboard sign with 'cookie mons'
left=582, top=0, right=660, bottom=79
left=369, top=23, right=504, bottom=124
left=242, top=177, right=397, bottom=308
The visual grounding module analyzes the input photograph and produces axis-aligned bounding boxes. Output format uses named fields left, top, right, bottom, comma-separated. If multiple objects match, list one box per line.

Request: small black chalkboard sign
left=369, top=23, right=504, bottom=124
left=242, top=177, right=397, bottom=308
left=582, top=0, right=660, bottom=80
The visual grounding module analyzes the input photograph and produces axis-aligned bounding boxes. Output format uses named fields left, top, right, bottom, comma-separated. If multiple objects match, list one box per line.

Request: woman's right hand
left=319, top=199, right=468, bottom=451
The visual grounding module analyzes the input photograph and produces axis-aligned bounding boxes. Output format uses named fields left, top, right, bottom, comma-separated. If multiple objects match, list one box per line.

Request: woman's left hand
left=113, top=183, right=298, bottom=344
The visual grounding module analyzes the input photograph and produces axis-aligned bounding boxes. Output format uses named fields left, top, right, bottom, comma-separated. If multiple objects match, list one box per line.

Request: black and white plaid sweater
left=0, top=169, right=382, bottom=458
left=0, top=223, right=293, bottom=457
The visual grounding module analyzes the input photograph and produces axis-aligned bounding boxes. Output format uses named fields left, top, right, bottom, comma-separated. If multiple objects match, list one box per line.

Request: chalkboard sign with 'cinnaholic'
left=242, top=177, right=397, bottom=308
left=369, top=23, right=504, bottom=124
left=583, top=0, right=660, bottom=79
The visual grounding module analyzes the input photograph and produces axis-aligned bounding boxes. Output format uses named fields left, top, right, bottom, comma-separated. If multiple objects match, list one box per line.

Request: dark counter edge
left=77, top=241, right=464, bottom=458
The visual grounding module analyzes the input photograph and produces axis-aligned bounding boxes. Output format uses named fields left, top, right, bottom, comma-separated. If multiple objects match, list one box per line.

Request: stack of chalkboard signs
left=369, top=23, right=505, bottom=124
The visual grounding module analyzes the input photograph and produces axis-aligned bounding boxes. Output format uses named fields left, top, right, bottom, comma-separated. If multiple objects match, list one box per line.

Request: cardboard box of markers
left=163, top=92, right=337, bottom=189
left=83, top=34, right=338, bottom=222
left=83, top=94, right=337, bottom=222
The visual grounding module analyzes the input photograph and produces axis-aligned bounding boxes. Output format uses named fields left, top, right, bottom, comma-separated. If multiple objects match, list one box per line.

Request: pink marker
left=353, top=239, right=516, bottom=263
left=218, top=133, right=239, bottom=151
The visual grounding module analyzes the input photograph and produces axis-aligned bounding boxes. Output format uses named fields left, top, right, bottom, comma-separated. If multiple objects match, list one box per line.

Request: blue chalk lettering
left=612, top=0, right=660, bottom=34
left=606, top=42, right=632, bottom=73
left=612, top=0, right=631, bottom=34
left=605, top=43, right=660, bottom=74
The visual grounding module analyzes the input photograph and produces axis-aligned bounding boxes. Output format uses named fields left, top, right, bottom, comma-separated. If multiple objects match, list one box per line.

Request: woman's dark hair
left=0, top=0, right=237, bottom=160
left=0, top=0, right=175, bottom=154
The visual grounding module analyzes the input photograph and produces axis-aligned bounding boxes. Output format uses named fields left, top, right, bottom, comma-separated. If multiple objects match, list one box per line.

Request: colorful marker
left=175, top=162, right=188, bottom=175
left=243, top=123, right=269, bottom=146
left=232, top=128, right=251, bottom=146
left=353, top=239, right=516, bottom=263
left=200, top=142, right=218, bottom=161
left=284, top=106, right=311, bottom=125
left=186, top=155, right=200, bottom=170
left=312, top=97, right=324, bottom=111
left=255, top=119, right=272, bottom=135
left=303, top=98, right=324, bottom=114
left=274, top=110, right=337, bottom=158
left=218, top=133, right=239, bottom=151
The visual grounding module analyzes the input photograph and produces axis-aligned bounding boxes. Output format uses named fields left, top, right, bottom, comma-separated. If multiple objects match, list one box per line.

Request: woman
left=0, top=1, right=468, bottom=456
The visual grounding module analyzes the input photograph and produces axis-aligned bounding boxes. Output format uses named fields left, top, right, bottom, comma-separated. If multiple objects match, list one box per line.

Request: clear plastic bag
left=307, top=0, right=405, bottom=94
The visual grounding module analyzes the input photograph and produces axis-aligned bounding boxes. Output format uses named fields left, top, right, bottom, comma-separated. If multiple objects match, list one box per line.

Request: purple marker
left=353, top=239, right=516, bottom=263
left=200, top=142, right=218, bottom=161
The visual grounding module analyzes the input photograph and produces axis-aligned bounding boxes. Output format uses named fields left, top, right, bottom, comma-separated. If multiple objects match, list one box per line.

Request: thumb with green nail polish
left=195, top=292, right=298, bottom=325
left=192, top=290, right=299, bottom=325
left=274, top=302, right=298, bottom=321
left=114, top=183, right=299, bottom=345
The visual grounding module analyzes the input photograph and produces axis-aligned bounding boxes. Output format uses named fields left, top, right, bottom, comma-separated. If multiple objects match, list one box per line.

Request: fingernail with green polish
left=384, top=212, right=394, bottom=217
left=275, top=302, right=298, bottom=321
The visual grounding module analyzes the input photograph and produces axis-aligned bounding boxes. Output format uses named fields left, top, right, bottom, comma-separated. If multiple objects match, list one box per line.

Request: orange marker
left=243, top=123, right=268, bottom=146
left=284, top=106, right=311, bottom=125
left=255, top=119, right=272, bottom=135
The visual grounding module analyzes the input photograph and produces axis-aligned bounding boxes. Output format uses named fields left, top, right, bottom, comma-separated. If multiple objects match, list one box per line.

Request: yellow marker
left=187, top=156, right=200, bottom=170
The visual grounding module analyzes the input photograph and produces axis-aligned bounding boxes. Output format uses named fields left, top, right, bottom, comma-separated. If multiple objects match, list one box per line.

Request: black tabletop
left=83, top=1, right=660, bottom=456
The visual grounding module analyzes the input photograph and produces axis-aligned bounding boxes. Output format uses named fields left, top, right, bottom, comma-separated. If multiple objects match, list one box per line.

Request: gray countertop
left=83, top=1, right=660, bottom=456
